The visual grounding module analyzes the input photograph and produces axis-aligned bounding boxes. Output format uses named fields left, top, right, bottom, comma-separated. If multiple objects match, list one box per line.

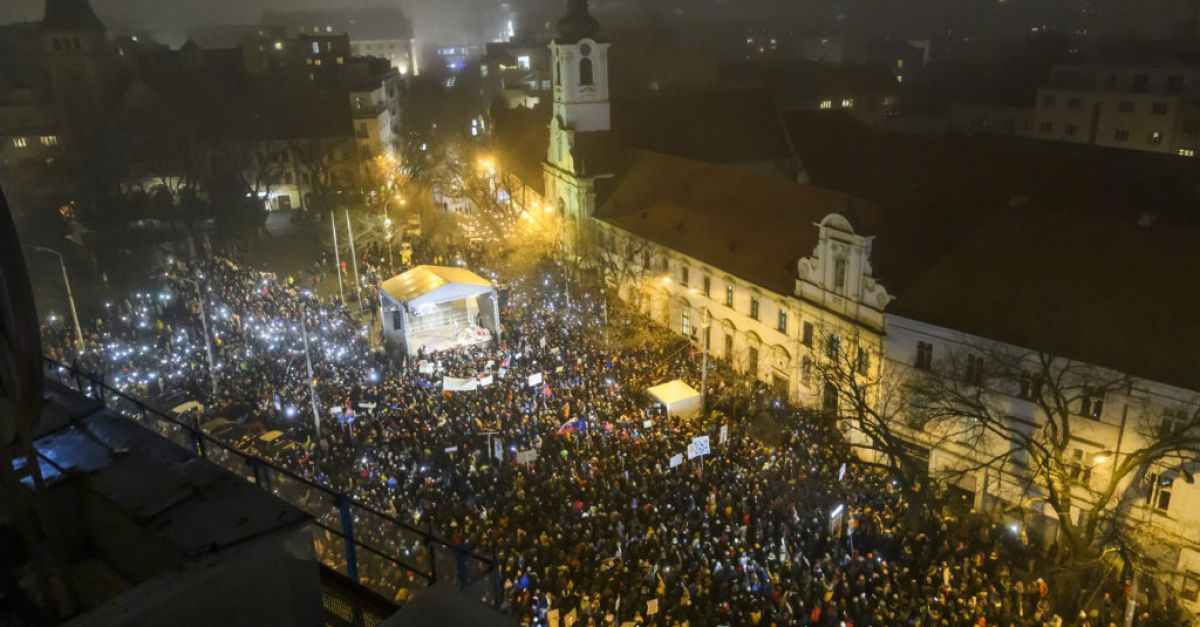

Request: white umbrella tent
left=380, top=265, right=500, bottom=356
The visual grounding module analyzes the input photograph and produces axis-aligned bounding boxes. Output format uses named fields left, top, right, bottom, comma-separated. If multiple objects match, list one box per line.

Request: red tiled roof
left=598, top=149, right=880, bottom=295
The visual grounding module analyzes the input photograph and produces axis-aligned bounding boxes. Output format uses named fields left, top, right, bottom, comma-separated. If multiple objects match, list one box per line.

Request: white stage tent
left=380, top=265, right=500, bottom=356
left=647, top=380, right=703, bottom=420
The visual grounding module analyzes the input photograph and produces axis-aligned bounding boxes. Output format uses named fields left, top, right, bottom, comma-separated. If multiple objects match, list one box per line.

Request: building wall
left=883, top=314, right=1200, bottom=609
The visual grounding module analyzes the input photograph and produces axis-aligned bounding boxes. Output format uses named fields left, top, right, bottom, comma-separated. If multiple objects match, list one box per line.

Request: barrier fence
left=44, top=357, right=502, bottom=609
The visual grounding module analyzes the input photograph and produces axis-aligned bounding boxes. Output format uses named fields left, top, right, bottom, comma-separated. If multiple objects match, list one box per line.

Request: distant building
left=954, top=62, right=1200, bottom=159
left=262, top=8, right=416, bottom=76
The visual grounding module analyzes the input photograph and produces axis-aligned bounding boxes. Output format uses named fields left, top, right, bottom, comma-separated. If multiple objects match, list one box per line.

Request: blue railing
left=44, top=357, right=501, bottom=608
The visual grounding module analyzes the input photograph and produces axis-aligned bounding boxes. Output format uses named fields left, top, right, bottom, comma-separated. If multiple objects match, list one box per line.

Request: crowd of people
left=43, top=247, right=1185, bottom=627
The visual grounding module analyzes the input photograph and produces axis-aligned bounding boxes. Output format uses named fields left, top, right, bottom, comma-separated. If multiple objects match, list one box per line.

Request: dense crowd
left=44, top=251, right=1184, bottom=627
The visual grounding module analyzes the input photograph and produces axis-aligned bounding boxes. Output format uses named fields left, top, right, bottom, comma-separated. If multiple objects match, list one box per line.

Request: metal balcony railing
left=43, top=357, right=501, bottom=610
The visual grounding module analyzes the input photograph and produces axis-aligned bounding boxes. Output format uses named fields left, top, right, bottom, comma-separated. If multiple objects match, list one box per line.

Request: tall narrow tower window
left=579, top=57, right=594, bottom=86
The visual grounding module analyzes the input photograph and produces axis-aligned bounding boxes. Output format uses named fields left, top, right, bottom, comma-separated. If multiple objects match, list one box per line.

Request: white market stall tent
left=380, top=265, right=500, bottom=356
left=647, top=380, right=703, bottom=420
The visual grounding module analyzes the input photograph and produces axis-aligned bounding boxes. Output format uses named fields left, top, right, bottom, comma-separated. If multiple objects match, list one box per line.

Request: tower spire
left=557, top=0, right=600, bottom=43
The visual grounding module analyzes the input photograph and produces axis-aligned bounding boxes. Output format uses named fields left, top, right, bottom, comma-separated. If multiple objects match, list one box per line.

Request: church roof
left=598, top=149, right=880, bottom=296
left=784, top=111, right=1200, bottom=390
left=556, top=0, right=601, bottom=44
left=611, top=88, right=792, bottom=166
left=42, top=0, right=105, bottom=32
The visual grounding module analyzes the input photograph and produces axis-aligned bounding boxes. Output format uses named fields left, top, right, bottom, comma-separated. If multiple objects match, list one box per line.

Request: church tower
left=40, top=0, right=118, bottom=135
left=544, top=0, right=613, bottom=248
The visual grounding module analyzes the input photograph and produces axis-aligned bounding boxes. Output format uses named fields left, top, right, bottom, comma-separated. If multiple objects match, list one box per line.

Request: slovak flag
left=556, top=416, right=587, bottom=435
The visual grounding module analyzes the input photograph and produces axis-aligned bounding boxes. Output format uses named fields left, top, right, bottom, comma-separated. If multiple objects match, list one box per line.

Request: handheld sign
left=669, top=454, right=683, bottom=468
left=838, top=462, right=847, bottom=482
left=527, top=372, right=543, bottom=387
left=719, top=424, right=729, bottom=445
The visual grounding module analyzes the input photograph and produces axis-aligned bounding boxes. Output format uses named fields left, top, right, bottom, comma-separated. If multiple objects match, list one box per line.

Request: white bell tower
left=550, top=38, right=610, bottom=133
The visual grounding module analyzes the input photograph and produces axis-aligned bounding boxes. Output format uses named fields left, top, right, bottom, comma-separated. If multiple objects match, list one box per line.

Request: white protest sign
left=442, top=376, right=478, bottom=392
left=357, top=402, right=377, bottom=410
left=527, top=372, right=543, bottom=387
left=517, top=449, right=539, bottom=465
left=555, top=365, right=564, bottom=373
left=719, top=424, right=729, bottom=445
left=497, top=368, right=507, bottom=379
left=418, top=361, right=434, bottom=375
left=493, top=438, right=504, bottom=461
left=445, top=446, right=458, bottom=454
left=838, top=462, right=847, bottom=482
left=539, top=337, right=546, bottom=348
left=669, top=454, right=683, bottom=468
left=687, top=435, right=710, bottom=459
left=479, top=375, right=494, bottom=388
left=643, top=419, right=653, bottom=429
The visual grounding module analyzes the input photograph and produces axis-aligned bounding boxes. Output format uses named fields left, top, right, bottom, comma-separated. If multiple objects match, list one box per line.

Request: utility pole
left=301, top=307, right=321, bottom=439
left=345, top=209, right=362, bottom=312
left=330, top=212, right=345, bottom=304
left=24, top=245, right=83, bottom=349
left=701, top=307, right=710, bottom=412
left=180, top=276, right=218, bottom=398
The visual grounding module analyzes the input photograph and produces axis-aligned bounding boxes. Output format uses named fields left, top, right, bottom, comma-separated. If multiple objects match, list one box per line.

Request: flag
left=556, top=416, right=587, bottom=435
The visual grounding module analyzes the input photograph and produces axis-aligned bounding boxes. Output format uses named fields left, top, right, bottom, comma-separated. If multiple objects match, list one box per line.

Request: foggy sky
left=0, top=0, right=523, bottom=44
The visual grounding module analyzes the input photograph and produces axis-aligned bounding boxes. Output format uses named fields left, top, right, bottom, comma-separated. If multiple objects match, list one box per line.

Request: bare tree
left=813, top=327, right=981, bottom=508
left=907, top=342, right=1200, bottom=567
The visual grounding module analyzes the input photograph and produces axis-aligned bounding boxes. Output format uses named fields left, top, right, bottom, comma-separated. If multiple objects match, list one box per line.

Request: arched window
left=555, top=60, right=561, bottom=86
left=579, top=57, right=594, bottom=86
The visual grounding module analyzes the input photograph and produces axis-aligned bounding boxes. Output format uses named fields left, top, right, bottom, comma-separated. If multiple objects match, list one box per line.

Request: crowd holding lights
left=41, top=247, right=1175, bottom=626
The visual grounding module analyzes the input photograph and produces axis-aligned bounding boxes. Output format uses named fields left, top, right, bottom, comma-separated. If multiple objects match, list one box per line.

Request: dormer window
left=833, top=256, right=847, bottom=292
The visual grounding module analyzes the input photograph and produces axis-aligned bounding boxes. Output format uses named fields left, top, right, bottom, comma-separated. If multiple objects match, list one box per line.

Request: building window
left=702, top=275, right=711, bottom=297
left=1118, top=101, right=1134, bottom=113
left=776, top=309, right=787, bottom=333
left=1167, top=74, right=1184, bottom=94
left=311, top=42, right=320, bottom=54
left=1133, top=73, right=1149, bottom=92
left=1182, top=575, right=1200, bottom=603
left=725, top=285, right=734, bottom=307
left=1042, top=95, right=1056, bottom=107
left=40, top=135, right=58, bottom=146
left=802, top=322, right=814, bottom=347
left=1067, top=97, right=1081, bottom=109
left=802, top=356, right=813, bottom=383
left=820, top=100, right=833, bottom=110
left=915, top=341, right=933, bottom=370
left=1079, top=388, right=1104, bottom=420
left=579, top=57, right=594, bottom=86
left=1148, top=131, right=1163, bottom=145
left=1064, top=124, right=1077, bottom=137
left=284, top=172, right=293, bottom=184
left=1114, top=129, right=1130, bottom=142
left=749, top=297, right=759, bottom=320
left=1039, top=122, right=1053, bottom=134
left=12, top=137, right=27, bottom=148
left=392, top=310, right=402, bottom=330
left=856, top=347, right=869, bottom=374
left=517, top=55, right=531, bottom=70
left=747, top=346, right=759, bottom=377
left=964, top=354, right=985, bottom=386
left=681, top=310, right=691, bottom=336
left=642, top=251, right=650, bottom=269
left=1069, top=449, right=1093, bottom=484
left=1180, top=148, right=1195, bottom=157
left=833, top=256, right=847, bottom=292
left=1146, top=473, right=1172, bottom=512
left=1152, top=103, right=1169, bottom=115
left=1018, top=370, right=1043, bottom=400
left=724, top=333, right=733, bottom=359
left=826, top=334, right=840, bottom=362
left=841, top=98, right=854, bottom=108
left=680, top=266, right=689, bottom=286
left=660, top=256, right=669, bottom=272
left=336, top=56, right=344, bottom=65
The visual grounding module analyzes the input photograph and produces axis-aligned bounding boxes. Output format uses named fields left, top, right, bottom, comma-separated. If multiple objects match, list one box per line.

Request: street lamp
left=23, top=244, right=83, bottom=349
left=177, top=275, right=218, bottom=399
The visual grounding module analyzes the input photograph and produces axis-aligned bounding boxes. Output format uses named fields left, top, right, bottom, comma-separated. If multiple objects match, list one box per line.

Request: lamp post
left=299, top=303, right=321, bottom=439
left=330, top=212, right=345, bottom=304
left=23, top=245, right=83, bottom=349
left=344, top=209, right=363, bottom=312
left=178, top=275, right=218, bottom=399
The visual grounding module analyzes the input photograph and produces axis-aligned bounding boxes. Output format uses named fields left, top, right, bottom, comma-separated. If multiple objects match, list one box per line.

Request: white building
left=496, top=0, right=1200, bottom=608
